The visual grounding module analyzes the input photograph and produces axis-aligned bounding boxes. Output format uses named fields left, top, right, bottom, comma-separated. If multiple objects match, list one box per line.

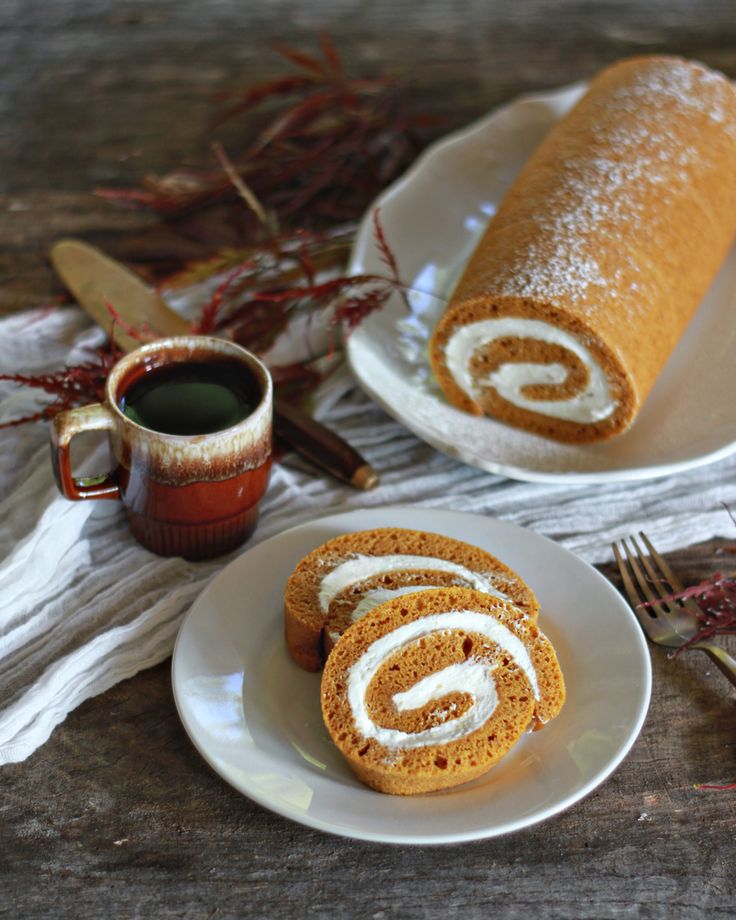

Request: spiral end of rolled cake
left=429, top=296, right=637, bottom=443
left=320, top=587, right=565, bottom=795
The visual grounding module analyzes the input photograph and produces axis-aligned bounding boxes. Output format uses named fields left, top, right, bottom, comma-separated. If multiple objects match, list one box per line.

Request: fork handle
left=693, top=642, right=736, bottom=690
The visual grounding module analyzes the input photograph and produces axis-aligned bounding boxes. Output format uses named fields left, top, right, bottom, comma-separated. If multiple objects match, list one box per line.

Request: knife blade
left=50, top=238, right=378, bottom=491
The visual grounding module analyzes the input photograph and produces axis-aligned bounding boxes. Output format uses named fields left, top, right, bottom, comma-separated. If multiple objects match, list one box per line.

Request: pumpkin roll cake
left=320, top=587, right=565, bottom=795
left=429, top=56, right=736, bottom=443
left=284, top=527, right=538, bottom=671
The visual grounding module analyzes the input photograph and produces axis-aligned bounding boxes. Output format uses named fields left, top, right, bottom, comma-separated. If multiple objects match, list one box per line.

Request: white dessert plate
left=172, top=506, right=651, bottom=844
left=346, top=83, right=736, bottom=483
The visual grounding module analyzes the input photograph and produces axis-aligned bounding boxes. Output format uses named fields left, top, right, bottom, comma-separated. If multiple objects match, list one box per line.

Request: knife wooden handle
left=273, top=398, right=379, bottom=490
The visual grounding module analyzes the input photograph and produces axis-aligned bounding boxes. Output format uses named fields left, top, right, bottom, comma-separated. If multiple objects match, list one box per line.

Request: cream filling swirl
left=350, top=586, right=448, bottom=623
left=347, top=610, right=538, bottom=750
left=318, top=554, right=508, bottom=614
left=443, top=317, right=616, bottom=423
left=327, top=585, right=450, bottom=645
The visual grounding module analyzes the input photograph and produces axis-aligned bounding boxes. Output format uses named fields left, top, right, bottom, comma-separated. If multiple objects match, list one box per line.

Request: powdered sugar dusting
left=606, top=58, right=736, bottom=134
left=493, top=58, right=736, bottom=316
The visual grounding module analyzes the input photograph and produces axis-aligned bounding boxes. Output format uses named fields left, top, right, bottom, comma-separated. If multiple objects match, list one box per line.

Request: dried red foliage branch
left=95, top=32, right=433, bottom=229
left=652, top=572, right=736, bottom=657
left=0, top=213, right=407, bottom=428
left=0, top=347, right=119, bottom=427
left=190, top=208, right=408, bottom=352
left=1, top=36, right=419, bottom=428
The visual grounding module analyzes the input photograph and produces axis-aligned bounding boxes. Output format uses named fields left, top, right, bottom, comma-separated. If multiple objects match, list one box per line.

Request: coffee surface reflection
left=119, top=359, right=259, bottom=436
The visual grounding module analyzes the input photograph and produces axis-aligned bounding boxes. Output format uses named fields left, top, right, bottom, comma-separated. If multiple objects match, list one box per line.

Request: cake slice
left=284, top=527, right=539, bottom=671
left=320, top=587, right=565, bottom=795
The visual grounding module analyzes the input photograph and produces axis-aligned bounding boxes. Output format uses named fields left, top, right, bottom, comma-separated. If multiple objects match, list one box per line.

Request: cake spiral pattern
left=284, top=527, right=538, bottom=671
left=430, top=56, right=736, bottom=443
left=321, top=587, right=565, bottom=795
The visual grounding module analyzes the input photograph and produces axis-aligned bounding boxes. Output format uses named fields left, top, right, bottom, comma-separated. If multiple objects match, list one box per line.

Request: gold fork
left=612, top=532, right=736, bottom=688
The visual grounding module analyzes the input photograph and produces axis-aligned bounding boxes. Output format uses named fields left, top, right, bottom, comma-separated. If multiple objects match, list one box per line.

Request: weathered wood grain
left=3, top=0, right=736, bottom=312
left=2, top=2, right=736, bottom=917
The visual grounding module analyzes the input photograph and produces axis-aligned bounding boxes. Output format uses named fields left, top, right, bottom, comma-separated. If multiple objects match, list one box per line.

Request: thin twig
left=212, top=141, right=277, bottom=234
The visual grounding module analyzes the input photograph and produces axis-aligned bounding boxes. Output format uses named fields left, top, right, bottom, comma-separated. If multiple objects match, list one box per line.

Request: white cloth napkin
left=1, top=304, right=735, bottom=764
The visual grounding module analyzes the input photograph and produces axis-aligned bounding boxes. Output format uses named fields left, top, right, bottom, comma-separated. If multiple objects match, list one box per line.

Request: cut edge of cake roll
left=320, top=587, right=565, bottom=795
left=284, top=527, right=539, bottom=672
left=429, top=55, right=736, bottom=443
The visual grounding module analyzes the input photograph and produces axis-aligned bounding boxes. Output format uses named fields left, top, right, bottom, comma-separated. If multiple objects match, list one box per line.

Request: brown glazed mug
left=50, top=336, right=272, bottom=560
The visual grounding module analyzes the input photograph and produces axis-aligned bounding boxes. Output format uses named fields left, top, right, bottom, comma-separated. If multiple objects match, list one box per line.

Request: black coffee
left=119, top=359, right=260, bottom=435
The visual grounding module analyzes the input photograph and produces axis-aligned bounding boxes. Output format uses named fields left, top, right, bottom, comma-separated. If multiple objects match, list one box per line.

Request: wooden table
left=2, top=2, right=735, bottom=916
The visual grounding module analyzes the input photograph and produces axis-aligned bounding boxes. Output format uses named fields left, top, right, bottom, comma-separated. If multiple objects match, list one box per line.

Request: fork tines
left=614, top=535, right=675, bottom=610
left=614, top=532, right=704, bottom=620
left=612, top=536, right=668, bottom=625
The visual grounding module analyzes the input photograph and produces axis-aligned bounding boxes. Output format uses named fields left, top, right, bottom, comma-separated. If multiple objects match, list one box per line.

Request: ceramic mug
left=50, top=336, right=272, bottom=560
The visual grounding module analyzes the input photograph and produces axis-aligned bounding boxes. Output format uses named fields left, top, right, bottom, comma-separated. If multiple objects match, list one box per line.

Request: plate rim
left=172, top=505, right=652, bottom=845
left=345, top=82, right=736, bottom=485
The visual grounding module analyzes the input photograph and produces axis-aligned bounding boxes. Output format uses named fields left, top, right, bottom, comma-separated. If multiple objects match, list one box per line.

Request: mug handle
left=50, top=403, right=121, bottom=501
